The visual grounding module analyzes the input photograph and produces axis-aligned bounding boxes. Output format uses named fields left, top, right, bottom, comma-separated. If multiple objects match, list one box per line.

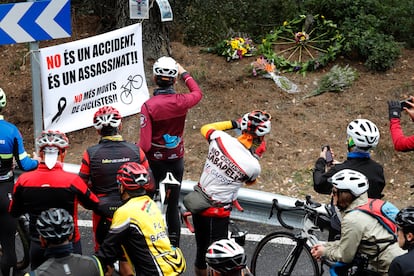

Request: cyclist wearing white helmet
left=389, top=206, right=414, bottom=276
left=10, top=130, right=100, bottom=270
left=311, top=169, right=405, bottom=276
left=206, top=239, right=252, bottom=276
left=0, top=88, right=40, bottom=275
left=388, top=96, right=414, bottom=151
left=184, top=110, right=271, bottom=276
left=139, top=56, right=203, bottom=248
left=313, top=119, right=385, bottom=240
left=25, top=208, right=104, bottom=276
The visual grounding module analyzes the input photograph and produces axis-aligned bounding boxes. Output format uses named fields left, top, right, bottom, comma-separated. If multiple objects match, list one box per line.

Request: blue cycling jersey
left=0, top=116, right=38, bottom=177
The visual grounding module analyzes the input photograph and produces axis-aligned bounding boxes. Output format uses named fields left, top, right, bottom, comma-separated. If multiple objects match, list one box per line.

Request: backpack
left=353, top=198, right=399, bottom=239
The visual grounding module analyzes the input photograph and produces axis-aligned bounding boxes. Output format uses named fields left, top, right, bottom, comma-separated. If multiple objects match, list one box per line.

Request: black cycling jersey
left=313, top=156, right=385, bottom=198
left=80, top=138, right=148, bottom=195
left=388, top=248, right=414, bottom=276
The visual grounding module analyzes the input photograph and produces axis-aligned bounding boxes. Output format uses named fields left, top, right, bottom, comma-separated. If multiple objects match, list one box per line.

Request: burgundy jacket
left=139, top=73, right=203, bottom=161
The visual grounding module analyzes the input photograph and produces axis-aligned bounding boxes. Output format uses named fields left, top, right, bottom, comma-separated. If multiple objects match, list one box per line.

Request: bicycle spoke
left=286, top=46, right=300, bottom=62
left=303, top=46, right=315, bottom=60
left=306, top=44, right=328, bottom=53
left=276, top=45, right=299, bottom=55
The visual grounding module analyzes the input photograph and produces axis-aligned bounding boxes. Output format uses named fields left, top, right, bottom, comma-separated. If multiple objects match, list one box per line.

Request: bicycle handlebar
left=270, top=195, right=326, bottom=230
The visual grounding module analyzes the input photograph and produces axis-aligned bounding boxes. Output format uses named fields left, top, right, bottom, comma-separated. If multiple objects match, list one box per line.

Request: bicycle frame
left=251, top=195, right=332, bottom=276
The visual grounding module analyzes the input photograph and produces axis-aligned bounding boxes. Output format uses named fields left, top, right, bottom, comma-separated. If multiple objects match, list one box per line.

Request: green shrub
left=171, top=0, right=299, bottom=46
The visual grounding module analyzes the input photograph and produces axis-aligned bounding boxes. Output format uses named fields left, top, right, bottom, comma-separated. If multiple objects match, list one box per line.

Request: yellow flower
left=283, top=21, right=288, bottom=26
left=230, top=40, right=238, bottom=50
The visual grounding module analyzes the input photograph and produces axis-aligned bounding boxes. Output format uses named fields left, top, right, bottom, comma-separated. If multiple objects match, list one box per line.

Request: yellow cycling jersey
left=98, top=195, right=186, bottom=275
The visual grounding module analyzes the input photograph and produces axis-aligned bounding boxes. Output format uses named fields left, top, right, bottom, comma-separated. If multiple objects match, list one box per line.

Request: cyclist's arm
left=95, top=215, right=129, bottom=267
left=9, top=180, right=24, bottom=217
left=181, top=72, right=203, bottom=108
left=324, top=213, right=363, bottom=263
left=389, top=118, right=414, bottom=151
left=12, top=128, right=38, bottom=171
left=139, top=104, right=152, bottom=153
left=312, top=158, right=337, bottom=194
left=200, top=120, right=237, bottom=139
left=137, top=146, right=149, bottom=169
left=72, top=175, right=100, bottom=210
left=79, top=150, right=91, bottom=186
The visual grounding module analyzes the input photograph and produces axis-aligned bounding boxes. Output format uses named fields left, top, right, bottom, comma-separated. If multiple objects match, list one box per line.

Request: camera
left=400, top=98, right=413, bottom=110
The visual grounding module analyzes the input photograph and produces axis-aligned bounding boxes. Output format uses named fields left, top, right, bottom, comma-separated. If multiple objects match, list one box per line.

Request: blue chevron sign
left=0, top=0, right=71, bottom=45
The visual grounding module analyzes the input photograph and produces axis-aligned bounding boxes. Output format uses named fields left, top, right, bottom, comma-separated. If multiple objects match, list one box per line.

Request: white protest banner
left=39, top=23, right=149, bottom=133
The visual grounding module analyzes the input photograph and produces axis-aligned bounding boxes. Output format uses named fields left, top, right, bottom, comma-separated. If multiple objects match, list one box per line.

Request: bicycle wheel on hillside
left=259, top=14, right=343, bottom=74
left=250, top=231, right=319, bottom=276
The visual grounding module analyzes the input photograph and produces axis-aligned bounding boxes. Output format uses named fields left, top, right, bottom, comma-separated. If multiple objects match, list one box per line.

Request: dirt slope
left=2, top=17, right=414, bottom=208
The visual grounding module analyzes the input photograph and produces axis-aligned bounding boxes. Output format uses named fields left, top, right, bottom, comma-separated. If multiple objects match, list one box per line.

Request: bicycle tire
left=250, top=231, right=319, bottom=276
left=15, top=220, right=30, bottom=270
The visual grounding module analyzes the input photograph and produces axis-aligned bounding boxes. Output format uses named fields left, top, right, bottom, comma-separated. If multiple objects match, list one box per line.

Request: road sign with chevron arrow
left=0, top=0, right=71, bottom=45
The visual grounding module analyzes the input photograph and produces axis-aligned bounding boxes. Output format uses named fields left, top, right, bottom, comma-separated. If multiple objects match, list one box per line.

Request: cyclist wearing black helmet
left=24, top=208, right=104, bottom=276
left=389, top=206, right=414, bottom=276
left=139, top=56, right=203, bottom=248
left=95, top=162, right=186, bottom=275
left=0, top=88, right=40, bottom=276
left=205, top=239, right=252, bottom=276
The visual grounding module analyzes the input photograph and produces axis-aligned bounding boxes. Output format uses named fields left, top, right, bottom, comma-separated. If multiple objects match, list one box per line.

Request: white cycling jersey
left=199, top=129, right=260, bottom=204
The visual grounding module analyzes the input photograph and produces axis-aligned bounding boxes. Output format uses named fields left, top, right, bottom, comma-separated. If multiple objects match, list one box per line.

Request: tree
left=81, top=0, right=171, bottom=78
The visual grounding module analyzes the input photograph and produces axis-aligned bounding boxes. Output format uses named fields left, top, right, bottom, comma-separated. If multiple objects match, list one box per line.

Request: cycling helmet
left=36, top=130, right=69, bottom=150
left=240, top=110, right=272, bottom=137
left=396, top=206, right=414, bottom=231
left=153, top=56, right=179, bottom=78
left=205, top=239, right=247, bottom=273
left=93, top=106, right=122, bottom=130
left=0, top=88, right=6, bottom=109
left=330, top=169, right=368, bottom=197
left=117, top=162, right=154, bottom=192
left=347, top=119, right=380, bottom=149
left=36, top=208, right=74, bottom=242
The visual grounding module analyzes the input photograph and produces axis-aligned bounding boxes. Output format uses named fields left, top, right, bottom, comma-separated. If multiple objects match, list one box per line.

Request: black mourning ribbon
left=51, top=97, right=67, bottom=123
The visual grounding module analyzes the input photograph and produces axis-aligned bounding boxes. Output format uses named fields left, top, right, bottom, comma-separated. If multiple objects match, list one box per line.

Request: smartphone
left=400, top=98, right=413, bottom=110
left=322, top=145, right=333, bottom=165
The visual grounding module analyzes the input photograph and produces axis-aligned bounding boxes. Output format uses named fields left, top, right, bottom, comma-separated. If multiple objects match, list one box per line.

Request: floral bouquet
left=251, top=56, right=299, bottom=93
left=203, top=37, right=256, bottom=62
left=251, top=56, right=276, bottom=77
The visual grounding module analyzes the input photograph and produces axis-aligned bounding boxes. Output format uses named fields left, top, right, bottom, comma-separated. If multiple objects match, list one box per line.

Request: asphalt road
left=6, top=209, right=328, bottom=276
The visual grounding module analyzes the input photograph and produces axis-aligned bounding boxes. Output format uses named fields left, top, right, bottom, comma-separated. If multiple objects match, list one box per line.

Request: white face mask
left=43, top=147, right=59, bottom=169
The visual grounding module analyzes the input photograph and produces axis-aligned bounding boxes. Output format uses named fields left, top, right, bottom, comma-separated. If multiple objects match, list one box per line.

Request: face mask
left=43, top=147, right=59, bottom=169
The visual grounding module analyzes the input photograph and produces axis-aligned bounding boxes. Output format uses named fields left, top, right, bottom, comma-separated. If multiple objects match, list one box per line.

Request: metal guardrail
left=17, top=163, right=327, bottom=229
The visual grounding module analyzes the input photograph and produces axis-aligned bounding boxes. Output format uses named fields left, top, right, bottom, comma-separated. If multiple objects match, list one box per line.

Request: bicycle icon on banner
left=120, top=75, right=143, bottom=105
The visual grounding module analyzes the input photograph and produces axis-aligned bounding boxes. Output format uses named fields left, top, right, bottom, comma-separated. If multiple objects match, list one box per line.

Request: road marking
left=78, top=220, right=266, bottom=242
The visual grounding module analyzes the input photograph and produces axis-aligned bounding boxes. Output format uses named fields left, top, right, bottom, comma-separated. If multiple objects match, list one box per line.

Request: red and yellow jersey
left=96, top=195, right=186, bottom=275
